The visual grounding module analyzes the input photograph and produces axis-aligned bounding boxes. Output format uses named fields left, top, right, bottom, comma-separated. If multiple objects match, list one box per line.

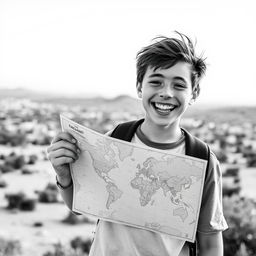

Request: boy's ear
left=189, top=97, right=196, bottom=105
left=189, top=85, right=199, bottom=105
left=136, top=83, right=142, bottom=98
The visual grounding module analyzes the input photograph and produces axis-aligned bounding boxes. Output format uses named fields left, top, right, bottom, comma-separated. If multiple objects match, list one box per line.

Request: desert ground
left=0, top=145, right=96, bottom=256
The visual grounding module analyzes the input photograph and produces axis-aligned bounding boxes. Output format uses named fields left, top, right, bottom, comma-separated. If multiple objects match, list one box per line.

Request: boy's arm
left=197, top=232, right=223, bottom=256
left=57, top=181, right=82, bottom=214
left=196, top=151, right=228, bottom=255
left=57, top=182, right=74, bottom=211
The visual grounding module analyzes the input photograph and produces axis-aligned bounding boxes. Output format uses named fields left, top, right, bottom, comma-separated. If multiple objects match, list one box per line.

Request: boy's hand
left=47, top=132, right=80, bottom=187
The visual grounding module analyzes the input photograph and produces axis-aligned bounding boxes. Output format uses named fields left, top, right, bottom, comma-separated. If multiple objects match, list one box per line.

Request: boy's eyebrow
left=149, top=73, right=187, bottom=83
left=173, top=76, right=187, bottom=83
left=148, top=73, right=164, bottom=78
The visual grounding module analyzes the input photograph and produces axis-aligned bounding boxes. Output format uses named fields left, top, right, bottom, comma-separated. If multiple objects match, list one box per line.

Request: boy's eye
left=174, top=83, right=186, bottom=89
left=149, top=80, right=162, bottom=86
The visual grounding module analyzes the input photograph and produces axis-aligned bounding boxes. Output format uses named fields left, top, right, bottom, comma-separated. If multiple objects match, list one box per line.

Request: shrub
left=224, top=167, right=240, bottom=177
left=5, top=153, right=25, bottom=170
left=70, top=236, right=92, bottom=254
left=21, top=168, right=33, bottom=175
left=247, top=155, right=256, bottom=167
left=33, top=222, right=43, bottom=227
left=19, top=198, right=37, bottom=211
left=0, top=178, right=7, bottom=188
left=0, top=164, right=15, bottom=174
left=62, top=211, right=81, bottom=225
left=45, top=183, right=58, bottom=191
left=42, top=243, right=66, bottom=256
left=1, top=153, right=26, bottom=172
left=5, top=192, right=25, bottom=210
left=234, top=177, right=240, bottom=184
left=38, top=190, right=58, bottom=203
left=223, top=185, right=241, bottom=197
left=0, top=130, right=26, bottom=146
left=38, top=183, right=59, bottom=203
left=5, top=192, right=37, bottom=211
left=0, top=237, right=22, bottom=256
left=27, top=154, right=38, bottom=165
left=214, top=150, right=228, bottom=163
left=62, top=211, right=95, bottom=225
left=42, top=243, right=84, bottom=256
left=223, top=195, right=256, bottom=256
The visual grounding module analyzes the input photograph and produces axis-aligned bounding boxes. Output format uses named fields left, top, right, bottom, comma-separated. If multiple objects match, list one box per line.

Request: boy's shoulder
left=181, top=128, right=209, bottom=162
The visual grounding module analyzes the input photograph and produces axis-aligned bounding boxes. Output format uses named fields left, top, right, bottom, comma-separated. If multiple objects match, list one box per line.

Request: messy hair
left=136, top=31, right=207, bottom=93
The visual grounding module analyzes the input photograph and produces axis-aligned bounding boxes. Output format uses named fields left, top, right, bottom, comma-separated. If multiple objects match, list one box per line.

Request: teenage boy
left=47, top=31, right=228, bottom=256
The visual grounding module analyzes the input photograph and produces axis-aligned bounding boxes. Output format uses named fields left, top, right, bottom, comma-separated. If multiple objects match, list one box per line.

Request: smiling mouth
left=152, top=102, right=177, bottom=114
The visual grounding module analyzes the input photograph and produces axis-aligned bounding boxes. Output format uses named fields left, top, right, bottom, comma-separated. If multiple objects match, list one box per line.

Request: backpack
left=110, top=118, right=210, bottom=256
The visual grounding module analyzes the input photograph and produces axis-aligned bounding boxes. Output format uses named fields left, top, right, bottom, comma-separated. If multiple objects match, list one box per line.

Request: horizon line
left=0, top=87, right=255, bottom=107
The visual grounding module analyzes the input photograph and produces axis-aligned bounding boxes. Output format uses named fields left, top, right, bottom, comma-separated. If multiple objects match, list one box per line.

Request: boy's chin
left=145, top=115, right=179, bottom=128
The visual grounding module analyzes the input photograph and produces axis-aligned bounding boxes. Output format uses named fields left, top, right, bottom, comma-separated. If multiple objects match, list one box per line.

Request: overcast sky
left=0, top=0, right=255, bottom=105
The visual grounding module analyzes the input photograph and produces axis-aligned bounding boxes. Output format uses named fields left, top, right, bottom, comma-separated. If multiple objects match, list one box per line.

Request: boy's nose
left=159, top=85, right=173, bottom=99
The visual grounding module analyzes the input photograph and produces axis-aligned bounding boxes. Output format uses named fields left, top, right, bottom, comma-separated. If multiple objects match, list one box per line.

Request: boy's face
left=137, top=61, right=196, bottom=128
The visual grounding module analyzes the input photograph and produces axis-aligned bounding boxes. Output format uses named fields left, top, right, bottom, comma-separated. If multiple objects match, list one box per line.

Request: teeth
left=155, top=103, right=175, bottom=110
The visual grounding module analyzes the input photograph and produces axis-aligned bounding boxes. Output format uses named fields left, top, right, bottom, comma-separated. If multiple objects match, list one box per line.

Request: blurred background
left=0, top=0, right=256, bottom=255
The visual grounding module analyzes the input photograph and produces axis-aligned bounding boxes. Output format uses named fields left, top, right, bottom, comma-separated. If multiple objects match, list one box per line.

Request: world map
left=61, top=115, right=207, bottom=242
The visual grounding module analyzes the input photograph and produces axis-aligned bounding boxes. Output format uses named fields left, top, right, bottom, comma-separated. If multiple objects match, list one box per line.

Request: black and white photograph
left=0, top=0, right=256, bottom=255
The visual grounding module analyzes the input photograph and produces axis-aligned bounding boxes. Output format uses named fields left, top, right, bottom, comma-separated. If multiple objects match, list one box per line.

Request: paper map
left=60, top=115, right=207, bottom=242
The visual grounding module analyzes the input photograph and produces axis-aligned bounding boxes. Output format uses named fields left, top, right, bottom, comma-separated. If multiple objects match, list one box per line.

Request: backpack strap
left=182, top=128, right=210, bottom=256
left=110, top=119, right=144, bottom=141
left=182, top=128, right=210, bottom=162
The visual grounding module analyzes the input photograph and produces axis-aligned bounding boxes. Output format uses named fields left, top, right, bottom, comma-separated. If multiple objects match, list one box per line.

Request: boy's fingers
left=47, top=140, right=80, bottom=155
left=51, top=132, right=77, bottom=145
left=53, top=156, right=76, bottom=166
left=48, top=148, right=78, bottom=163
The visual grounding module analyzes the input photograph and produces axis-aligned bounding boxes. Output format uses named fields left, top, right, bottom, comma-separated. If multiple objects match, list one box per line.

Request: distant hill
left=0, top=88, right=144, bottom=114
left=0, top=88, right=256, bottom=124
left=184, top=105, right=256, bottom=124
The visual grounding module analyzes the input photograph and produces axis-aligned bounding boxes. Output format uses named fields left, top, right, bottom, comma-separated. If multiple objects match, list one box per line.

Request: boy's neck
left=140, top=119, right=182, bottom=144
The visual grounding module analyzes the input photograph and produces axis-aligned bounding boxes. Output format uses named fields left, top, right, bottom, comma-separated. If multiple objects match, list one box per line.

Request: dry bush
left=0, top=237, right=22, bottom=256
left=0, top=178, right=7, bottom=188
left=5, top=192, right=37, bottom=211
left=5, top=192, right=25, bottom=210
left=70, top=236, right=92, bottom=254
left=38, top=183, right=59, bottom=203
left=62, top=211, right=95, bottom=225
left=223, top=195, right=256, bottom=256
left=42, top=242, right=87, bottom=256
